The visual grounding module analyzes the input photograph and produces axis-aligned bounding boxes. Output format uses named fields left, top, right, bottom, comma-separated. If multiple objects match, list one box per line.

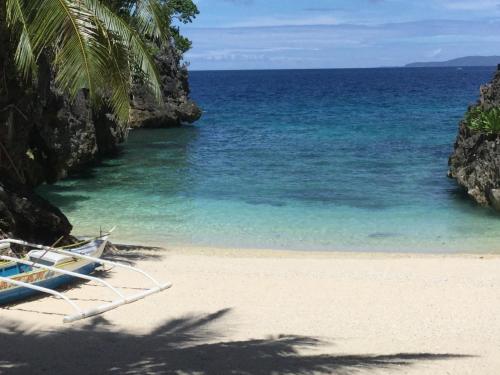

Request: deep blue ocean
left=39, top=67, right=500, bottom=252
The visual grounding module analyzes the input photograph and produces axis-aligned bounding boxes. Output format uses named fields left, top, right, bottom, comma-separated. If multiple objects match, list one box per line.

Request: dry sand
left=1, top=245, right=500, bottom=374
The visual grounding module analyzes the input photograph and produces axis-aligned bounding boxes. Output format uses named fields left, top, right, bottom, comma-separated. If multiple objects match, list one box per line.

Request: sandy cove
left=0, top=245, right=499, bottom=374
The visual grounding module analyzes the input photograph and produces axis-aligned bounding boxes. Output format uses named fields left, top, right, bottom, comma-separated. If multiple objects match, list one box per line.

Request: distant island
left=405, top=56, right=500, bottom=68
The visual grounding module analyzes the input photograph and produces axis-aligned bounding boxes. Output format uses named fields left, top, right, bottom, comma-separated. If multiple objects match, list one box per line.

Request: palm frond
left=5, top=0, right=37, bottom=79
left=135, top=0, right=170, bottom=45
left=28, top=0, right=110, bottom=103
left=84, top=0, right=163, bottom=102
left=4, top=0, right=163, bottom=124
left=94, top=18, right=131, bottom=123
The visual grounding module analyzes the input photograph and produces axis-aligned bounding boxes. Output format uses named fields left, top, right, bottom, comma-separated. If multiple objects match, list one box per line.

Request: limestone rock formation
left=0, top=177, right=71, bottom=244
left=448, top=70, right=500, bottom=208
left=1, top=37, right=200, bottom=242
left=129, top=46, right=201, bottom=128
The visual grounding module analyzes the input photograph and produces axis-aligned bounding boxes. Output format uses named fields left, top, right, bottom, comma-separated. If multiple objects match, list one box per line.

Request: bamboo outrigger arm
left=0, top=255, right=126, bottom=300
left=0, top=238, right=172, bottom=323
left=0, top=275, right=83, bottom=316
left=0, top=238, right=171, bottom=288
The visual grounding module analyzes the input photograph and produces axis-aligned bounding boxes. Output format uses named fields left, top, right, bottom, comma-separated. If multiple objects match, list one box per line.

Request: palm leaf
left=5, top=0, right=37, bottom=79
left=4, top=0, right=163, bottom=123
left=28, top=0, right=112, bottom=105
left=135, top=0, right=170, bottom=45
left=94, top=18, right=131, bottom=123
left=84, top=0, right=163, bottom=102
left=28, top=0, right=95, bottom=92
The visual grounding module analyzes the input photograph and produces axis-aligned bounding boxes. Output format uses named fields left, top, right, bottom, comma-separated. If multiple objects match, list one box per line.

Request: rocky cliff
left=0, top=177, right=72, bottom=244
left=129, top=46, right=201, bottom=128
left=448, top=69, right=500, bottom=209
left=0, top=37, right=200, bottom=243
left=0, top=47, right=123, bottom=242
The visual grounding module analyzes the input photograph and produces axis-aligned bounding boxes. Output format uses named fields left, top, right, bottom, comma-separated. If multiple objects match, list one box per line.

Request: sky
left=180, top=0, right=500, bottom=70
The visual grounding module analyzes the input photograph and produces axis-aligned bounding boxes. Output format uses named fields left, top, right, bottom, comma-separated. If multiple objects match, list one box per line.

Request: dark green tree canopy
left=166, top=0, right=199, bottom=53
left=166, top=0, right=199, bottom=24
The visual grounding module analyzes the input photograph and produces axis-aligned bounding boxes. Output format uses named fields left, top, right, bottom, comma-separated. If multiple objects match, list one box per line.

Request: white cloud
left=439, top=0, right=500, bottom=10
left=428, top=48, right=443, bottom=58
left=183, top=19, right=500, bottom=70
left=228, top=15, right=339, bottom=27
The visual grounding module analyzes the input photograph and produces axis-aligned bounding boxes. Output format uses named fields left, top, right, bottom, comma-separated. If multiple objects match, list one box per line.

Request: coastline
left=2, top=244, right=500, bottom=374
left=3, top=2, right=500, bottom=374
left=88, top=234, right=500, bottom=256
left=131, top=243, right=500, bottom=258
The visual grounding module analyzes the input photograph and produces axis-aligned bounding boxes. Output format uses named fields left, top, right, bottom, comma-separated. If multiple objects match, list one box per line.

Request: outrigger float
left=0, top=230, right=171, bottom=323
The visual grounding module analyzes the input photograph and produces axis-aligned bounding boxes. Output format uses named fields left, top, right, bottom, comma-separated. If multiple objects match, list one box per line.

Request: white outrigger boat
left=0, top=231, right=171, bottom=323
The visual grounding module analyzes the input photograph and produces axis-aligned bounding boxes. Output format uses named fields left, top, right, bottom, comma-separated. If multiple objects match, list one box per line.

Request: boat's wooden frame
left=0, top=235, right=171, bottom=323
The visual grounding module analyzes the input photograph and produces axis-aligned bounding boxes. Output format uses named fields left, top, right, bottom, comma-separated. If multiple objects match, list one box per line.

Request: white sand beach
left=1, top=245, right=499, bottom=374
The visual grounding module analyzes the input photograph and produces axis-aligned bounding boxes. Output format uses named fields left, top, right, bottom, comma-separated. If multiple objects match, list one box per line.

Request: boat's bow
left=0, top=231, right=171, bottom=323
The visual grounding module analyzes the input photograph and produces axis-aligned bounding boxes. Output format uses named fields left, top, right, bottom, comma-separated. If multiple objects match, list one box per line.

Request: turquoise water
left=39, top=67, right=500, bottom=252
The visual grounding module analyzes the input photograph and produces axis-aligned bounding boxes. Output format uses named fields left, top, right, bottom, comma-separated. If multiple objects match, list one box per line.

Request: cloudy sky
left=181, top=0, right=500, bottom=70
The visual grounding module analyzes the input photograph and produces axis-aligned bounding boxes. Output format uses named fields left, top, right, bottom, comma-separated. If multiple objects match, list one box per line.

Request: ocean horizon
left=39, top=67, right=500, bottom=253
left=189, top=65, right=498, bottom=72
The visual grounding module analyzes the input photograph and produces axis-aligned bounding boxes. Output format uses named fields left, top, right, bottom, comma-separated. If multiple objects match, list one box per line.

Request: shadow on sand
left=102, top=243, right=165, bottom=265
left=0, top=308, right=471, bottom=375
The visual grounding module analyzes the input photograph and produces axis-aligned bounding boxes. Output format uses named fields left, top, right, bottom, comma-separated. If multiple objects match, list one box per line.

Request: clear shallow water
left=39, top=67, right=500, bottom=252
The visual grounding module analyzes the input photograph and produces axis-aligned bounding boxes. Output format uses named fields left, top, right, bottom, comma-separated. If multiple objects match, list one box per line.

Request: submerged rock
left=448, top=70, right=500, bottom=209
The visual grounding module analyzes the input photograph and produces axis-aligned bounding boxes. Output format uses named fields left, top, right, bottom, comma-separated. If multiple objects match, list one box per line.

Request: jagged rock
left=0, top=26, right=119, bottom=241
left=37, top=88, right=98, bottom=182
left=480, top=71, right=500, bottom=109
left=0, top=57, right=125, bottom=187
left=448, top=70, right=500, bottom=208
left=0, top=20, right=199, bottom=242
left=129, top=45, right=201, bottom=128
left=0, top=178, right=71, bottom=244
left=489, top=189, right=500, bottom=210
left=94, top=110, right=126, bottom=156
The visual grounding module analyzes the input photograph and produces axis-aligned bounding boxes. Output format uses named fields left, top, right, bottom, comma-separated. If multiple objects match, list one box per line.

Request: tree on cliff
left=104, top=0, right=199, bottom=53
left=1, top=0, right=183, bottom=123
left=165, top=0, right=199, bottom=53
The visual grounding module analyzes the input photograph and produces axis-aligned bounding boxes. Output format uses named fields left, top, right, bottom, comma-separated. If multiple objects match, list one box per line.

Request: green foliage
left=102, top=0, right=135, bottom=16
left=466, top=107, right=500, bottom=135
left=3, top=0, right=198, bottom=123
left=170, top=26, right=192, bottom=53
left=166, top=0, right=198, bottom=52
left=102, top=0, right=199, bottom=52
left=5, top=0, right=37, bottom=80
left=165, top=0, right=199, bottom=24
left=3, top=0, right=174, bottom=124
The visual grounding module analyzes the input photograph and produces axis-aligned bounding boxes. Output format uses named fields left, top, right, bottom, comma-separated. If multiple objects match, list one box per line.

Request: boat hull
left=0, top=238, right=106, bottom=305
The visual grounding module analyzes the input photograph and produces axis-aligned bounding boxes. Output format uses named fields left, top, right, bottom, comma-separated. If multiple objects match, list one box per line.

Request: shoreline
left=111, top=240, right=500, bottom=259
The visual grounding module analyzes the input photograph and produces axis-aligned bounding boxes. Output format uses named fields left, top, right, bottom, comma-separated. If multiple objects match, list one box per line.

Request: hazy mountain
left=405, top=56, right=500, bottom=68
